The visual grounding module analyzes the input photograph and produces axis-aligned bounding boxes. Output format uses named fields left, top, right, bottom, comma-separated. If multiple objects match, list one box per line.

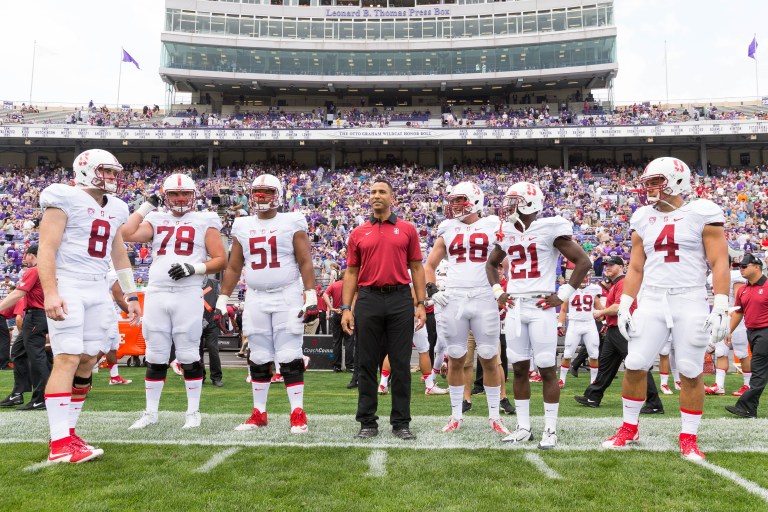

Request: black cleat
left=725, top=405, right=757, bottom=419
left=470, top=386, right=484, bottom=395
left=500, top=398, right=516, bottom=415
left=462, top=400, right=472, bottom=413
left=569, top=365, right=579, bottom=378
left=0, top=393, right=23, bottom=407
left=17, top=400, right=45, bottom=411
left=346, top=380, right=358, bottom=389
left=573, top=395, right=600, bottom=408
left=640, top=405, right=664, bottom=415
left=392, top=427, right=417, bottom=440
left=212, top=380, right=224, bottom=387
left=355, top=427, right=379, bottom=439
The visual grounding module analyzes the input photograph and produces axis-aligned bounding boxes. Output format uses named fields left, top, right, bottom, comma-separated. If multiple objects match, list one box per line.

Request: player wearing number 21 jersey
left=217, top=173, right=317, bottom=434
left=486, top=181, right=591, bottom=449
left=424, top=181, right=509, bottom=437
left=122, top=174, right=227, bottom=431
left=603, top=157, right=730, bottom=461
left=39, top=149, right=142, bottom=464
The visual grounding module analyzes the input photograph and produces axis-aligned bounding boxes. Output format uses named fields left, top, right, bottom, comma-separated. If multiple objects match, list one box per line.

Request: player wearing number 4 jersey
left=487, top=182, right=591, bottom=449
left=603, top=157, right=730, bottom=461
left=39, top=149, right=142, bottom=463
left=218, top=173, right=317, bottom=434
left=424, top=181, right=508, bottom=436
left=122, top=174, right=227, bottom=431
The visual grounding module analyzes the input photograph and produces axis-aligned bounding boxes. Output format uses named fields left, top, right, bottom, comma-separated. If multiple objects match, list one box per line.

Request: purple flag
left=748, top=37, right=758, bottom=59
left=121, top=49, right=141, bottom=70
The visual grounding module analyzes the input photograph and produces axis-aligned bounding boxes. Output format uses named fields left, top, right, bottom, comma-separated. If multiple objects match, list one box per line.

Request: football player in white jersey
left=486, top=181, right=591, bottom=449
left=122, top=173, right=226, bottom=430
left=705, top=263, right=751, bottom=396
left=39, top=149, right=142, bottom=464
left=603, top=157, right=730, bottom=461
left=98, top=268, right=132, bottom=385
left=424, top=181, right=511, bottom=436
left=557, top=273, right=603, bottom=388
left=216, top=173, right=317, bottom=434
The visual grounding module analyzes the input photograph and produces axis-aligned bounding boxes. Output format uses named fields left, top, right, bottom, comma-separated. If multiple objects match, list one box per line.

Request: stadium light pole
left=664, top=40, right=669, bottom=107
left=29, top=40, right=36, bottom=105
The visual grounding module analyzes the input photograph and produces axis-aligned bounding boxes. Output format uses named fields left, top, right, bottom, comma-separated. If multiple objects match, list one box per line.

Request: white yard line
left=195, top=447, right=241, bottom=473
left=693, top=459, right=768, bottom=503
left=524, top=452, right=562, bottom=479
left=365, top=449, right=388, bottom=477
left=23, top=461, right=52, bottom=472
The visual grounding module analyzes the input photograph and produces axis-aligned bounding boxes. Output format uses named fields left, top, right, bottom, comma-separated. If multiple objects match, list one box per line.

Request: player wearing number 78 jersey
left=486, top=181, right=591, bottom=449
left=122, top=173, right=227, bottom=431
left=603, top=157, right=730, bottom=461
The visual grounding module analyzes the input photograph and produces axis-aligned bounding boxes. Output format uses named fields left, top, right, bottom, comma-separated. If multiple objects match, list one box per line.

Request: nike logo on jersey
left=109, top=216, right=116, bottom=219
left=269, top=229, right=278, bottom=233
left=674, top=218, right=683, bottom=222
left=365, top=232, right=372, bottom=236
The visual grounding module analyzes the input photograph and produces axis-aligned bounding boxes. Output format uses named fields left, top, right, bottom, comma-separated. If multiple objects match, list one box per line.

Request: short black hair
left=371, top=177, right=393, bottom=192
left=25, top=245, right=38, bottom=256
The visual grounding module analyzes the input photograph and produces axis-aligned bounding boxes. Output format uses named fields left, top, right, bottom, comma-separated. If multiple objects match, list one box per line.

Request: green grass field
left=1, top=367, right=767, bottom=512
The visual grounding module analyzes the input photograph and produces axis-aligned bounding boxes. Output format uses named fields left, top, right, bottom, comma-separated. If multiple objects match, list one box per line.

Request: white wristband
left=192, top=263, right=207, bottom=275
left=492, top=283, right=505, bottom=300
left=557, top=322, right=563, bottom=328
left=556, top=284, right=576, bottom=303
left=136, top=201, right=156, bottom=217
left=116, top=268, right=137, bottom=294
left=215, top=294, right=229, bottom=313
left=619, top=294, right=635, bottom=311
left=304, top=290, right=318, bottom=306
left=713, top=294, right=729, bottom=312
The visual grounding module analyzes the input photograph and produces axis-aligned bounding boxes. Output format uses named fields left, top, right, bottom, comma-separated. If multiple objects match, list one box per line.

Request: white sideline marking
left=195, top=447, right=241, bottom=473
left=365, top=449, right=387, bottom=478
left=23, top=461, right=52, bottom=472
left=693, top=459, right=768, bottom=503
left=524, top=453, right=561, bottom=479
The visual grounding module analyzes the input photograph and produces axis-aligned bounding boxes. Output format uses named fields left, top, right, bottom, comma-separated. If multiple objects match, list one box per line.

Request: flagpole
left=29, top=40, right=36, bottom=105
left=116, top=47, right=123, bottom=111
left=664, top=39, right=669, bottom=107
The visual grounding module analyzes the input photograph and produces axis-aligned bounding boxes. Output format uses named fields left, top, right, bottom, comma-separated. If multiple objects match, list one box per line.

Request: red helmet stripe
left=177, top=175, right=182, bottom=186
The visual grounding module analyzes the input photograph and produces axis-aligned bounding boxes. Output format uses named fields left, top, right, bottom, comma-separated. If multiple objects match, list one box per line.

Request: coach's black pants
left=11, top=310, right=50, bottom=403
left=317, top=311, right=327, bottom=335
left=355, top=286, right=413, bottom=430
left=0, top=319, right=10, bottom=369
left=199, top=323, right=222, bottom=383
left=330, top=313, right=354, bottom=371
left=735, top=327, right=768, bottom=415
left=582, top=326, right=663, bottom=409
left=426, top=312, right=437, bottom=365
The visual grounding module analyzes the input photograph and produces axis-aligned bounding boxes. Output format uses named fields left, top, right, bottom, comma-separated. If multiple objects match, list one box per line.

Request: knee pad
left=249, top=362, right=273, bottom=382
left=714, top=341, right=729, bottom=359
left=734, top=347, right=749, bottom=360
left=507, top=348, right=530, bottom=365
left=181, top=360, right=204, bottom=380
left=446, top=346, right=468, bottom=360
left=175, top=347, right=200, bottom=365
left=677, top=358, right=703, bottom=379
left=146, top=362, right=169, bottom=381
left=280, top=358, right=306, bottom=386
left=624, top=352, right=650, bottom=372
left=476, top=344, right=498, bottom=361
left=533, top=352, right=556, bottom=370
left=73, top=375, right=92, bottom=394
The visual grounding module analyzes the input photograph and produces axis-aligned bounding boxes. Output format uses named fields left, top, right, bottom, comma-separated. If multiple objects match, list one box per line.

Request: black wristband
left=127, top=296, right=139, bottom=302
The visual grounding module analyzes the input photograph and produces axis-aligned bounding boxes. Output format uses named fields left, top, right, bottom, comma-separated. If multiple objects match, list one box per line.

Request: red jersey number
left=87, top=219, right=111, bottom=258
left=156, top=226, right=196, bottom=256
left=448, top=232, right=489, bottom=263
left=571, top=294, right=593, bottom=312
left=249, top=236, right=281, bottom=270
left=654, top=224, right=680, bottom=263
left=507, top=243, right=541, bottom=279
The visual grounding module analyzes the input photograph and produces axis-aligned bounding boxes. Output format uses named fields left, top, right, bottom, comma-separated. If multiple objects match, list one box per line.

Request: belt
left=360, top=284, right=410, bottom=293
left=25, top=307, right=44, bottom=312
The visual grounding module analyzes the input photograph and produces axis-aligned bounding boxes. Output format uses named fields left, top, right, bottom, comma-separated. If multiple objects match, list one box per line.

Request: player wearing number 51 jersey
left=486, top=181, right=591, bottom=449
left=603, top=157, right=730, bottom=461
left=122, top=173, right=227, bottom=431
left=39, top=149, right=142, bottom=464
left=424, top=181, right=509, bottom=437
left=217, top=173, right=317, bottom=434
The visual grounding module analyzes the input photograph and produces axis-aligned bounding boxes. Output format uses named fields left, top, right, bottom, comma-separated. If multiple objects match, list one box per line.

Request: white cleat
left=129, top=411, right=158, bottom=430
left=674, top=381, right=682, bottom=391
left=171, top=360, right=183, bottom=376
left=442, top=416, right=463, bottom=432
left=425, top=385, right=448, bottom=395
left=502, top=425, right=534, bottom=443
left=660, top=384, right=673, bottom=395
left=489, top=417, right=511, bottom=436
left=182, top=411, right=202, bottom=429
left=302, top=356, right=311, bottom=370
left=378, top=385, right=389, bottom=395
left=538, top=429, right=558, bottom=450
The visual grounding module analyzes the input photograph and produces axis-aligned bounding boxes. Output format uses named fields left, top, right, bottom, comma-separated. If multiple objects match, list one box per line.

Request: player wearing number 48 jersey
left=603, top=157, right=730, bottom=461
left=217, top=173, right=317, bottom=434
left=486, top=181, right=591, bottom=450
left=122, top=173, right=227, bottom=431
left=39, top=149, right=142, bottom=464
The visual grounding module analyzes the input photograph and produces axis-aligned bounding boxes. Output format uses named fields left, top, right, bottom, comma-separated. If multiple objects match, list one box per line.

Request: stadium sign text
left=324, top=7, right=450, bottom=17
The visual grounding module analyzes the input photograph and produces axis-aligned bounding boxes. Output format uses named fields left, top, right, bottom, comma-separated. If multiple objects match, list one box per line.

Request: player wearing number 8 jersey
left=603, top=157, right=730, bottom=461
left=486, top=181, right=591, bottom=449
left=39, top=149, right=142, bottom=463
left=217, top=173, right=317, bottom=434
left=122, top=173, right=226, bottom=430
left=424, top=181, right=509, bottom=436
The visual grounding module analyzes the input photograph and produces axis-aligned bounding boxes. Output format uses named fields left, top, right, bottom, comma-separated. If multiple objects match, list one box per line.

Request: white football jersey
left=232, top=212, right=307, bottom=290
left=567, top=284, right=602, bottom=321
left=144, top=210, right=222, bottom=288
left=40, top=184, right=129, bottom=276
left=437, top=215, right=500, bottom=289
left=709, top=269, right=747, bottom=304
left=495, top=216, right=573, bottom=295
left=435, top=259, right=449, bottom=291
left=630, top=199, right=724, bottom=289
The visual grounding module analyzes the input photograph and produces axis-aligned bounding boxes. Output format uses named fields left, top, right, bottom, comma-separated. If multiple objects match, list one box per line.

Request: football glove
left=557, top=324, right=565, bottom=338
left=299, top=290, right=319, bottom=323
left=703, top=294, right=730, bottom=345
left=431, top=291, right=449, bottom=307
left=426, top=282, right=439, bottom=298
left=213, top=294, right=232, bottom=333
left=168, top=262, right=207, bottom=281
left=137, top=194, right=163, bottom=217
left=617, top=294, right=636, bottom=342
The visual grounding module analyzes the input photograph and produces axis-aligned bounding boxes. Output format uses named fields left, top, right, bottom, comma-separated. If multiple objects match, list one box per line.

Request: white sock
left=672, top=369, right=680, bottom=383
left=744, top=372, right=752, bottom=387
left=515, top=399, right=531, bottom=430
left=45, top=393, right=71, bottom=442
left=109, top=364, right=119, bottom=378
left=380, top=370, right=390, bottom=389
left=543, top=402, right=559, bottom=432
left=681, top=409, right=702, bottom=435
left=287, top=382, right=304, bottom=411
left=252, top=380, right=271, bottom=412
left=485, top=385, right=501, bottom=419
left=145, top=379, right=165, bottom=414
left=274, top=362, right=281, bottom=375
left=589, top=365, right=599, bottom=383
left=559, top=365, right=568, bottom=383
left=69, top=388, right=87, bottom=431
left=622, top=396, right=643, bottom=427
left=660, top=372, right=669, bottom=387
left=449, top=385, right=464, bottom=420
left=423, top=372, right=435, bottom=389
left=715, top=368, right=726, bottom=389
left=185, top=377, right=203, bottom=414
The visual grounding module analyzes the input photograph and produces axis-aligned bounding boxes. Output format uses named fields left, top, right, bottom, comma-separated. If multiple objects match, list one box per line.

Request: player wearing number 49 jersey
left=558, top=275, right=603, bottom=388
left=217, top=173, right=317, bottom=434
left=486, top=181, right=591, bottom=450
left=603, top=157, right=730, bottom=461
left=39, top=149, right=142, bottom=464
left=122, top=174, right=227, bottom=431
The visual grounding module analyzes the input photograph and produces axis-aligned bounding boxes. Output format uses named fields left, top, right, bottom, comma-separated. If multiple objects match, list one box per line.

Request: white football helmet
left=639, top=157, right=692, bottom=204
left=162, top=173, right=197, bottom=215
left=501, top=182, right=544, bottom=225
left=250, top=173, right=283, bottom=213
left=73, top=149, right=124, bottom=194
left=445, top=181, right=484, bottom=221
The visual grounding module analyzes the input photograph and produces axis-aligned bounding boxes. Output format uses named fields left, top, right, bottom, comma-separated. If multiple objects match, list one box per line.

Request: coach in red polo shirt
left=341, top=178, right=426, bottom=441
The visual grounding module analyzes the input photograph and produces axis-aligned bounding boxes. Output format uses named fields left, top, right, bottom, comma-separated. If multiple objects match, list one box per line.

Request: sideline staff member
left=341, top=178, right=426, bottom=441
left=726, top=254, right=768, bottom=418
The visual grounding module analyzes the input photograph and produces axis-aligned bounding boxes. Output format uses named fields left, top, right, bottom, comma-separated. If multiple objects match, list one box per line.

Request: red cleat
left=679, top=433, right=705, bottom=461
left=558, top=379, right=565, bottom=389
left=732, top=384, right=750, bottom=397
left=602, top=424, right=639, bottom=449
left=48, top=437, right=103, bottom=464
left=271, top=373, right=284, bottom=384
left=704, top=384, right=724, bottom=396
left=235, top=409, right=268, bottom=431
left=109, top=376, right=132, bottom=385
left=289, top=408, right=308, bottom=434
